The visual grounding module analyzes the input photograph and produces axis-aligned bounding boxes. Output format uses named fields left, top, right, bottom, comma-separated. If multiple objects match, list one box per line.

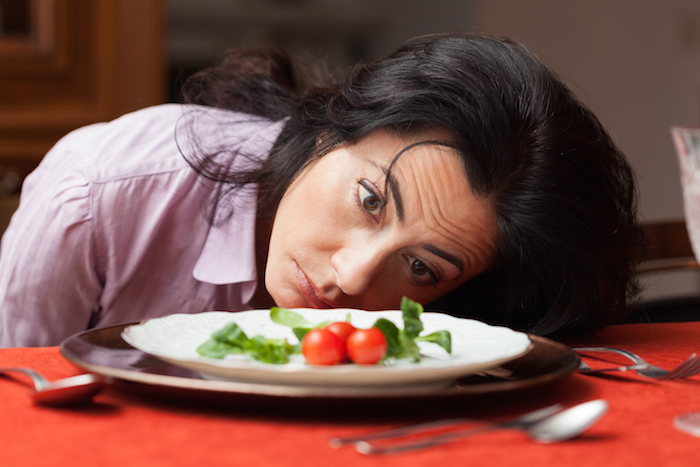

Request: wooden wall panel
left=0, top=0, right=166, bottom=173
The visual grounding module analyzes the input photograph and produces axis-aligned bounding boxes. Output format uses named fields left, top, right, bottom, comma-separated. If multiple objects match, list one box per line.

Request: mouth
left=294, top=263, right=335, bottom=309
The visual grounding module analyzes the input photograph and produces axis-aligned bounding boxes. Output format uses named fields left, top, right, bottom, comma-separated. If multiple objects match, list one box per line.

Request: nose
left=331, top=240, right=391, bottom=297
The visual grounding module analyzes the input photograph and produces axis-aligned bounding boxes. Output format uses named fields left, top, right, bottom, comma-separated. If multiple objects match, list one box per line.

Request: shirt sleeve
left=0, top=129, right=104, bottom=347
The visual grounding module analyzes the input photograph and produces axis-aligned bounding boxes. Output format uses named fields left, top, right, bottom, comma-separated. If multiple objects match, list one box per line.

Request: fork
left=573, top=347, right=700, bottom=380
left=577, top=361, right=649, bottom=374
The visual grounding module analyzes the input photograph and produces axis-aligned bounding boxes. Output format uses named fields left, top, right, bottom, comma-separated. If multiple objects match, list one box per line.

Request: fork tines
left=659, top=353, right=700, bottom=380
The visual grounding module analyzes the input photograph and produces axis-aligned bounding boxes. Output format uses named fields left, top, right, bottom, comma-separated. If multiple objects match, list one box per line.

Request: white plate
left=121, top=309, right=532, bottom=387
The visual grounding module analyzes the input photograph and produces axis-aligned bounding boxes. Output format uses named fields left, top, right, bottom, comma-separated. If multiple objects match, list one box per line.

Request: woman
left=0, top=33, right=643, bottom=347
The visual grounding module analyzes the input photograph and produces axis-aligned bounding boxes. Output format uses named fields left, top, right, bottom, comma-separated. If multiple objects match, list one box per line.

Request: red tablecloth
left=2, top=321, right=700, bottom=467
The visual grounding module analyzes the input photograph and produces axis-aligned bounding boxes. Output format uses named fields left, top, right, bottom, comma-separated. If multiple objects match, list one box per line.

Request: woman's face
left=264, top=129, right=497, bottom=311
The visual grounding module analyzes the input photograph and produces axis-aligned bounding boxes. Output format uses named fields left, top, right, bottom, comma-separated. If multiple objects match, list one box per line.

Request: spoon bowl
left=0, top=367, right=106, bottom=405
left=527, top=399, right=608, bottom=442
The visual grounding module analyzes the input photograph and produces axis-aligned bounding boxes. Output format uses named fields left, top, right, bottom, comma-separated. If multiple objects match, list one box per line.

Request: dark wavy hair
left=179, top=33, right=644, bottom=338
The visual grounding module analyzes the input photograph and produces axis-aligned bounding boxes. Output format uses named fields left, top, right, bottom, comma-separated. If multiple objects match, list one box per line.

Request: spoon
left=355, top=399, right=609, bottom=454
left=0, top=367, right=107, bottom=405
left=674, top=412, right=700, bottom=437
left=525, top=399, right=608, bottom=443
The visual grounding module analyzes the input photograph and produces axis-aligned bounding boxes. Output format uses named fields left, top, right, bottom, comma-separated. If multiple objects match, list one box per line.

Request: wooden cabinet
left=0, top=0, right=166, bottom=175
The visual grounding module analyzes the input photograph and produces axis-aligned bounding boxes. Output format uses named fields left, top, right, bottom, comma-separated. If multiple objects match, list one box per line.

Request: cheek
left=267, top=174, right=351, bottom=265
left=296, top=187, right=352, bottom=242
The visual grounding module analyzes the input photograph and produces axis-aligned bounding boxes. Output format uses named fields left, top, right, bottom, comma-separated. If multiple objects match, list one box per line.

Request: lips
left=294, top=263, right=335, bottom=308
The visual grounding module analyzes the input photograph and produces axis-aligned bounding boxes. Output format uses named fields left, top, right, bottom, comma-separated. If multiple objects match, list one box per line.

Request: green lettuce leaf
left=372, top=297, right=452, bottom=362
left=197, top=320, right=296, bottom=364
left=415, top=330, right=452, bottom=354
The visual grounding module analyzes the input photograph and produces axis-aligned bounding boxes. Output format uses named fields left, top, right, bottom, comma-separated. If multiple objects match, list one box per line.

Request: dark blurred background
left=166, top=0, right=474, bottom=103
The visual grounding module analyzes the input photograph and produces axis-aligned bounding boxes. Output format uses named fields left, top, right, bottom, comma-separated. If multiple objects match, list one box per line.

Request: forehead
left=351, top=130, right=498, bottom=267
left=350, top=129, right=472, bottom=207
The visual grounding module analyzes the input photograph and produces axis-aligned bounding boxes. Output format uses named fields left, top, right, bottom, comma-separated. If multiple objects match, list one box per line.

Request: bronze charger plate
left=60, top=322, right=580, bottom=411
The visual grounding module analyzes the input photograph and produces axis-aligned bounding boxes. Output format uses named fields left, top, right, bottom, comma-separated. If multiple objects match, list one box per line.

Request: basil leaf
left=397, top=297, right=452, bottom=361
left=292, top=327, right=310, bottom=342
left=415, top=330, right=452, bottom=354
left=197, top=321, right=296, bottom=363
left=197, top=322, right=250, bottom=358
left=374, top=298, right=452, bottom=362
left=211, top=322, right=250, bottom=346
left=271, top=308, right=329, bottom=341
left=372, top=318, right=402, bottom=357
left=247, top=336, right=294, bottom=364
left=399, top=330, right=421, bottom=362
left=270, top=307, right=313, bottom=328
left=197, top=339, right=242, bottom=359
left=401, top=296, right=424, bottom=340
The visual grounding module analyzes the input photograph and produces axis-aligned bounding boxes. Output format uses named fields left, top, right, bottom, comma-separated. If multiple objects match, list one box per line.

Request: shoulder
left=53, top=104, right=286, bottom=182
left=174, top=105, right=288, bottom=171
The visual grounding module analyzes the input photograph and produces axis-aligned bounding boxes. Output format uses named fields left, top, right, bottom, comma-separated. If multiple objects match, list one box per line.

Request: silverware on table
left=330, top=400, right=608, bottom=454
left=330, top=404, right=563, bottom=448
left=674, top=412, right=700, bottom=437
left=573, top=347, right=700, bottom=380
left=0, top=367, right=106, bottom=405
left=577, top=361, right=649, bottom=374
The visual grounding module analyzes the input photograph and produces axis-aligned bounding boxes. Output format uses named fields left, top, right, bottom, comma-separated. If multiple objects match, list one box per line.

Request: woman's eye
left=410, top=259, right=438, bottom=288
left=411, top=260, right=427, bottom=276
left=358, top=181, right=383, bottom=215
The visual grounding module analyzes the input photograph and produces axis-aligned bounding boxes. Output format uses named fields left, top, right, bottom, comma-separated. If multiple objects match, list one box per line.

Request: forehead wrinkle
left=402, top=150, right=497, bottom=276
left=424, top=204, right=495, bottom=278
left=441, top=214, right=495, bottom=272
left=379, top=140, right=458, bottom=225
left=434, top=198, right=498, bottom=275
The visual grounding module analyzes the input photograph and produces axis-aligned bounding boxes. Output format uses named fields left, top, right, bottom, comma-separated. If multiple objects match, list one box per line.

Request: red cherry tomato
left=301, top=328, right=345, bottom=365
left=346, top=328, right=388, bottom=365
left=325, top=321, right=356, bottom=345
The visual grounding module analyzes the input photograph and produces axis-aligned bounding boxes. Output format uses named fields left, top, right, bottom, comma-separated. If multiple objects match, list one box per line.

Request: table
left=2, top=321, right=700, bottom=467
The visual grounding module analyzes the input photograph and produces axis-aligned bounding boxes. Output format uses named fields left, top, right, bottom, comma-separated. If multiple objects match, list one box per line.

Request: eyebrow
left=386, top=172, right=405, bottom=222
left=421, top=243, right=465, bottom=277
left=368, top=161, right=405, bottom=222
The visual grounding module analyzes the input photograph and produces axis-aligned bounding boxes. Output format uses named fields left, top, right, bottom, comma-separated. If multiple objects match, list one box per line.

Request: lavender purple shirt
left=0, top=104, right=286, bottom=347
